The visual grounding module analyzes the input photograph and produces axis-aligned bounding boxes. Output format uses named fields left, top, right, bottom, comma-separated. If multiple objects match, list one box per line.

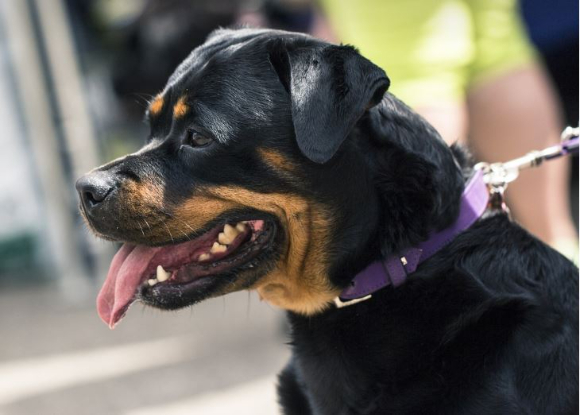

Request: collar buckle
left=333, top=295, right=372, bottom=309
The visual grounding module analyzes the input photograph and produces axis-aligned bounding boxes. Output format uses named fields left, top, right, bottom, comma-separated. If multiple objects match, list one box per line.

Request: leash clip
left=475, top=125, right=579, bottom=214
left=474, top=162, right=512, bottom=214
left=561, top=126, right=579, bottom=142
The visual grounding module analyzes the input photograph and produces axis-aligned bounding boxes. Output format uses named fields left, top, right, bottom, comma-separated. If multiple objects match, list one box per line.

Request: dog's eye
left=183, top=130, right=212, bottom=148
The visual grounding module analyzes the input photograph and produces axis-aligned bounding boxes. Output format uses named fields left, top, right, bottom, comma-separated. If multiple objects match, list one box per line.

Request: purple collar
left=336, top=170, right=489, bottom=307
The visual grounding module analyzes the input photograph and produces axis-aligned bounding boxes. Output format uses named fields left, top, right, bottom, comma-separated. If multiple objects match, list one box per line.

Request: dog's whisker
left=159, top=209, right=197, bottom=236
left=162, top=221, right=175, bottom=243
left=164, top=215, right=193, bottom=241
left=132, top=92, right=156, bottom=109
left=179, top=220, right=196, bottom=235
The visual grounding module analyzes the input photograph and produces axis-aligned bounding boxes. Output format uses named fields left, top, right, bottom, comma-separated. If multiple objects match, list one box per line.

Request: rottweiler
left=77, top=28, right=578, bottom=414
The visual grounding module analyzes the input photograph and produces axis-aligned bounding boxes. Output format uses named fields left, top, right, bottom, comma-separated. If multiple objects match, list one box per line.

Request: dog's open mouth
left=97, top=219, right=276, bottom=328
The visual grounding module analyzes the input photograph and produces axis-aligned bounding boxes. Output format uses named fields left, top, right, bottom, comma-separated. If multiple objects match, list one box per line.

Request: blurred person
left=521, top=0, right=579, bottom=128
left=317, top=0, right=578, bottom=261
left=521, top=0, right=579, bottom=231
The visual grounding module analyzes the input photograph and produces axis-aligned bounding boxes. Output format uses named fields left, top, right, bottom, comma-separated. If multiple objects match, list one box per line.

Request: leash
left=334, top=126, right=579, bottom=308
left=475, top=126, right=579, bottom=214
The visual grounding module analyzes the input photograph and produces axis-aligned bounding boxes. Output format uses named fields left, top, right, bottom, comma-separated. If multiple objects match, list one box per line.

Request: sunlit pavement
left=0, top=282, right=289, bottom=415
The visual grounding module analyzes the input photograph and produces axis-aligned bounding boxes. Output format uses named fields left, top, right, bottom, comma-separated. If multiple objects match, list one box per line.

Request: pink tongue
left=97, top=244, right=162, bottom=329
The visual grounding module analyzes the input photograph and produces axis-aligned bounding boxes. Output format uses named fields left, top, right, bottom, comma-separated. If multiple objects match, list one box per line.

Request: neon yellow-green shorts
left=320, top=0, right=537, bottom=107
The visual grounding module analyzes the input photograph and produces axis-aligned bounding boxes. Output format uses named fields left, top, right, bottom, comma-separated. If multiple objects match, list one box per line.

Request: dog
left=77, top=28, right=578, bottom=414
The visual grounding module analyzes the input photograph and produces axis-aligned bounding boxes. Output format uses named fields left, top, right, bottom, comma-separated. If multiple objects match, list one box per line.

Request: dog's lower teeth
left=210, top=242, right=227, bottom=254
left=156, top=265, right=170, bottom=282
left=218, top=223, right=247, bottom=245
left=225, top=224, right=240, bottom=240
left=145, top=221, right=257, bottom=286
left=218, top=232, right=232, bottom=245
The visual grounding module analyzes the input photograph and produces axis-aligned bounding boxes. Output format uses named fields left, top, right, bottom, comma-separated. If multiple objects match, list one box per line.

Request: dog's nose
left=76, top=171, right=117, bottom=211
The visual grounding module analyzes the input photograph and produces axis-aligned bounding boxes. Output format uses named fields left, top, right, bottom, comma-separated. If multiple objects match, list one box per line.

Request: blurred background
left=0, top=0, right=577, bottom=414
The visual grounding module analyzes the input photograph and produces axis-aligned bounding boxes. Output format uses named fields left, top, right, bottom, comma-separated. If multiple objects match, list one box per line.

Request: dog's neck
left=325, top=94, right=467, bottom=292
left=363, top=94, right=466, bottom=255
left=339, top=169, right=488, bottom=302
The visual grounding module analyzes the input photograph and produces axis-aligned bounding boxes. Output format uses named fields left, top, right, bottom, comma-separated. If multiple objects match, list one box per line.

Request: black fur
left=281, top=211, right=578, bottom=414
left=267, top=39, right=389, bottom=163
left=78, top=28, right=578, bottom=414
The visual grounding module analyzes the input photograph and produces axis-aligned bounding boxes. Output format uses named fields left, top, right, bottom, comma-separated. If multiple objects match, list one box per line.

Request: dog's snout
left=76, top=172, right=117, bottom=211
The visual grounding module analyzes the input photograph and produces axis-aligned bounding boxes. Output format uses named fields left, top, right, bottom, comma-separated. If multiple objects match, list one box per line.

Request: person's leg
left=467, top=65, right=577, bottom=253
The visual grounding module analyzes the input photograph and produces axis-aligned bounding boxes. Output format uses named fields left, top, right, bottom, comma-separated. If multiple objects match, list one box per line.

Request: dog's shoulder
left=438, top=213, right=579, bottom=413
left=282, top=214, right=578, bottom=414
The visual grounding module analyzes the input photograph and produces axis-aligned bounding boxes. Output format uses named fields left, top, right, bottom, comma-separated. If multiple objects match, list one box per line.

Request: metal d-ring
left=333, top=295, right=372, bottom=309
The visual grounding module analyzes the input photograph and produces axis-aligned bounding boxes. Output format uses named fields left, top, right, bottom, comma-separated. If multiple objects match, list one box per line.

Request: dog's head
left=77, top=28, right=463, bottom=328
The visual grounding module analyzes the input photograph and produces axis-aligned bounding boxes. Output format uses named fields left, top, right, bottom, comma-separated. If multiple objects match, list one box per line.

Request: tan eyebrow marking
left=173, top=96, right=189, bottom=119
left=149, top=94, right=164, bottom=115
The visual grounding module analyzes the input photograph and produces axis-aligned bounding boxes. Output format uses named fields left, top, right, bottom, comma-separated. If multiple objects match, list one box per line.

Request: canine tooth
left=198, top=253, right=211, bottom=261
left=147, top=278, right=158, bottom=286
left=210, top=241, right=227, bottom=254
left=156, top=265, right=170, bottom=282
left=236, top=222, right=247, bottom=232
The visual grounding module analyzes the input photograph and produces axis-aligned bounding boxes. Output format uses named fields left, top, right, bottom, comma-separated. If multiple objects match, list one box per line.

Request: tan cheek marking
left=116, top=180, right=171, bottom=242
left=170, top=195, right=237, bottom=233
left=115, top=179, right=338, bottom=313
left=258, top=148, right=298, bottom=175
left=173, top=96, right=189, bottom=119
left=113, top=180, right=338, bottom=314
left=149, top=94, right=164, bottom=115
left=172, top=186, right=339, bottom=315
left=123, top=180, right=164, bottom=208
left=258, top=148, right=296, bottom=171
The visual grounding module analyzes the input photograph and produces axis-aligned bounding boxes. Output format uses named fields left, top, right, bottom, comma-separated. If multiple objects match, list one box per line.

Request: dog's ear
left=268, top=40, right=390, bottom=163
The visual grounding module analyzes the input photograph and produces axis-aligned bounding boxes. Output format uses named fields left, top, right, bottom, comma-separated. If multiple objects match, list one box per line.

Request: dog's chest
left=288, top=309, right=406, bottom=415
left=292, top=344, right=383, bottom=415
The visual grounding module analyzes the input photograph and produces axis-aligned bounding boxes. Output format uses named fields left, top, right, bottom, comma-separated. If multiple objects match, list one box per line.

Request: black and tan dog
left=77, top=28, right=578, bottom=414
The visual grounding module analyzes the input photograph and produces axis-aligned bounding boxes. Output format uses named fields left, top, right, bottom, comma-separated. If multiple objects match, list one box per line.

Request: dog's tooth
left=236, top=222, right=247, bottom=232
left=156, top=265, right=170, bottom=282
left=147, top=278, right=158, bottom=286
left=218, top=232, right=231, bottom=245
left=210, top=241, right=227, bottom=254
left=217, top=224, right=239, bottom=245
left=198, top=253, right=211, bottom=262
left=224, top=224, right=240, bottom=238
